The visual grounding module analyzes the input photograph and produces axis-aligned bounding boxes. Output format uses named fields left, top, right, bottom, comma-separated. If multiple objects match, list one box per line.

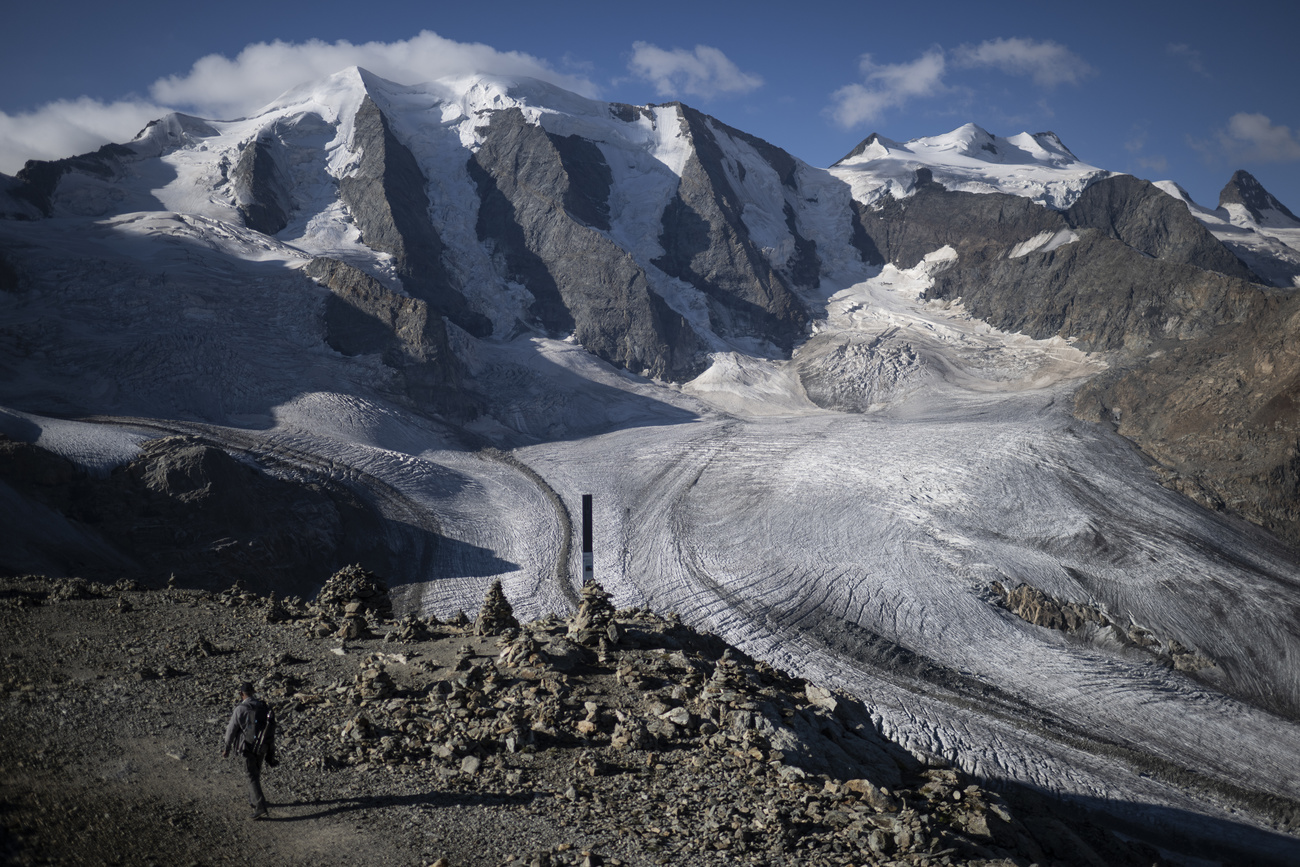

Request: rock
left=468, top=108, right=706, bottom=380
left=474, top=579, right=520, bottom=636
left=387, top=612, right=434, bottom=643
left=306, top=256, right=472, bottom=416
left=231, top=137, right=292, bottom=235
left=338, top=93, right=489, bottom=338
left=315, top=564, right=392, bottom=620
left=568, top=582, right=617, bottom=647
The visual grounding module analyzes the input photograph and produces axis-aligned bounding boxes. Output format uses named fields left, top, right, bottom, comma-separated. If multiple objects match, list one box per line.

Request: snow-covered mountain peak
left=256, top=65, right=375, bottom=126
left=830, top=123, right=1108, bottom=210
left=1219, top=169, right=1300, bottom=230
left=1155, top=173, right=1300, bottom=288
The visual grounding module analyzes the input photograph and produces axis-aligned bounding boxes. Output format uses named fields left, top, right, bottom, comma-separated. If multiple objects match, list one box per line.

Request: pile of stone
left=474, top=580, right=520, bottom=636
left=567, top=581, right=619, bottom=646
left=355, top=656, right=396, bottom=701
left=314, top=564, right=392, bottom=620
left=386, top=612, right=435, bottom=643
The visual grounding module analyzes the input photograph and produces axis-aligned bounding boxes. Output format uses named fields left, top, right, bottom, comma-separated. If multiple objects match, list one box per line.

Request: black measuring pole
left=582, top=493, right=593, bottom=584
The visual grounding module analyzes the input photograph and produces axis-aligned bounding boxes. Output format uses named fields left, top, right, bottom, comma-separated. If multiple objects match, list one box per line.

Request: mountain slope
left=2, top=69, right=1300, bottom=864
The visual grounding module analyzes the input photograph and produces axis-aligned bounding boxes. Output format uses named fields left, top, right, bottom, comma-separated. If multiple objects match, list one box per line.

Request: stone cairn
left=386, top=612, right=434, bottom=643
left=312, top=564, right=392, bottom=640
left=474, top=579, right=520, bottom=637
left=567, top=581, right=620, bottom=646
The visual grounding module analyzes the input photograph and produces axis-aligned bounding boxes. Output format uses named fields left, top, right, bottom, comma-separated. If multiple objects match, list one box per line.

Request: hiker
left=221, top=681, right=276, bottom=819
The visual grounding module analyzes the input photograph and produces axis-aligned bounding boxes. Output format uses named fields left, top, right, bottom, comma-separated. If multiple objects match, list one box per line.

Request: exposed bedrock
left=306, top=256, right=475, bottom=418
left=927, top=229, right=1268, bottom=353
left=1068, top=174, right=1259, bottom=280
left=855, top=174, right=1269, bottom=353
left=1076, top=292, right=1300, bottom=549
left=468, top=107, right=707, bottom=380
left=0, top=435, right=396, bottom=596
left=652, top=104, right=810, bottom=352
left=341, top=95, right=491, bottom=338
left=853, top=171, right=1063, bottom=270
left=231, top=137, right=293, bottom=235
left=1220, top=169, right=1300, bottom=224
left=7, top=143, right=138, bottom=216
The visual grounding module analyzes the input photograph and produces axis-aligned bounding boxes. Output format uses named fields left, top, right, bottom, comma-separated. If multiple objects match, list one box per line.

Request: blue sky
left=4, top=0, right=1298, bottom=209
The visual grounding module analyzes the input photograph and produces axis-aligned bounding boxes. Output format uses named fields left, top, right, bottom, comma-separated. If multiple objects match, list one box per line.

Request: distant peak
left=833, top=133, right=896, bottom=167
left=1219, top=169, right=1300, bottom=226
left=955, top=122, right=993, bottom=138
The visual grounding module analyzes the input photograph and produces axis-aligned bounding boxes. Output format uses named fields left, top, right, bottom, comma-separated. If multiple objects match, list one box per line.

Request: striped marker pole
left=582, top=494, right=594, bottom=584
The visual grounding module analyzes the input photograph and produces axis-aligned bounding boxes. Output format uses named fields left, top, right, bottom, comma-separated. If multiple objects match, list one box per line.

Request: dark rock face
left=608, top=102, right=653, bottom=124
left=855, top=180, right=1062, bottom=270
left=1075, top=292, right=1300, bottom=548
left=1220, top=169, right=1300, bottom=225
left=231, top=138, right=292, bottom=235
left=832, top=132, right=884, bottom=167
left=340, top=96, right=491, bottom=338
left=1068, top=174, right=1258, bottom=281
left=8, top=144, right=137, bottom=216
left=0, top=435, right=389, bottom=596
left=652, top=104, right=809, bottom=352
left=855, top=176, right=1268, bottom=353
left=928, top=228, right=1268, bottom=352
left=546, top=132, right=613, bottom=231
left=469, top=107, right=707, bottom=380
left=306, top=256, right=473, bottom=417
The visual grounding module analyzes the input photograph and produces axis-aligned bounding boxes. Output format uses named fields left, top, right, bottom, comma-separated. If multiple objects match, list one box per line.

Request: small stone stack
left=262, top=592, right=290, bottom=624
left=314, top=564, right=392, bottom=621
left=498, top=631, right=542, bottom=668
left=338, top=601, right=374, bottom=639
left=474, top=580, right=520, bottom=636
left=567, top=581, right=618, bottom=646
left=387, top=612, right=433, bottom=643
left=355, top=658, right=395, bottom=701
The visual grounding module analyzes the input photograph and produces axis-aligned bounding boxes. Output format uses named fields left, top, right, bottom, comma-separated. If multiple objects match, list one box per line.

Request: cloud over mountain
left=0, top=31, right=596, bottom=175
left=1211, top=112, right=1300, bottom=164
left=627, top=42, right=763, bottom=99
left=951, top=37, right=1094, bottom=87
left=0, top=96, right=166, bottom=175
left=827, top=37, right=1091, bottom=128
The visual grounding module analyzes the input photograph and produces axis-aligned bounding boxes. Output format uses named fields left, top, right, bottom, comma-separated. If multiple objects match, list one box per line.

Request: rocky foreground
left=1, top=569, right=1166, bottom=867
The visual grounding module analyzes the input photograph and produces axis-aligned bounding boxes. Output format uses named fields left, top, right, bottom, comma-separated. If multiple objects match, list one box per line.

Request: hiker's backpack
left=242, top=699, right=274, bottom=758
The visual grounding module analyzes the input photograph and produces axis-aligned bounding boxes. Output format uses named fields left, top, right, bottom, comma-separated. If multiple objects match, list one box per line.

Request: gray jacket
left=223, top=697, right=274, bottom=757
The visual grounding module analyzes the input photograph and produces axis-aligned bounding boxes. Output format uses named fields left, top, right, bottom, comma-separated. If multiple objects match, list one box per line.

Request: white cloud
left=1215, top=113, right=1300, bottom=163
left=827, top=38, right=1090, bottom=129
left=1136, top=155, right=1169, bottom=174
left=0, top=97, right=166, bottom=175
left=1166, top=43, right=1210, bottom=78
left=0, top=31, right=596, bottom=176
left=827, top=48, right=947, bottom=127
left=627, top=42, right=763, bottom=99
left=152, top=31, right=597, bottom=119
left=952, top=37, right=1094, bottom=87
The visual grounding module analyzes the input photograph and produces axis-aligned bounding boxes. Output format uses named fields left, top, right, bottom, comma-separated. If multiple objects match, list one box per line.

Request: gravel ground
left=0, top=573, right=1167, bottom=867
